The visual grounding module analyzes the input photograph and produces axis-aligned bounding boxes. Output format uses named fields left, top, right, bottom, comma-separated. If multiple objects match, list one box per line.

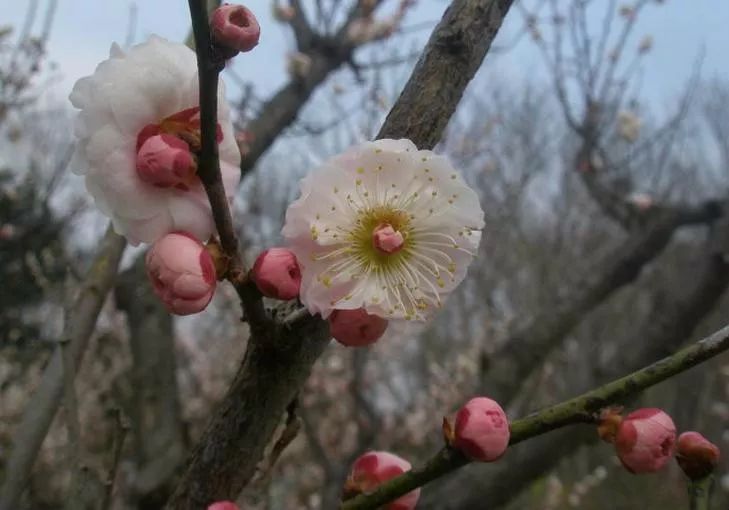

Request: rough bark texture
left=377, top=0, right=514, bottom=146
left=165, top=318, right=331, bottom=509
left=0, top=227, right=126, bottom=510
left=167, top=0, right=518, bottom=506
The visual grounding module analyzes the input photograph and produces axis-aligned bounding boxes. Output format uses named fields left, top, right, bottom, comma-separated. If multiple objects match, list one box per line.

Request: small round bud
left=329, top=308, right=388, bottom=347
left=251, top=248, right=301, bottom=300
left=136, top=134, right=196, bottom=190
left=211, top=4, right=260, bottom=54
left=146, top=232, right=217, bottom=315
left=372, top=223, right=404, bottom=254
left=614, top=408, right=676, bottom=474
left=453, top=397, right=510, bottom=462
left=676, top=431, right=720, bottom=480
left=207, top=502, right=239, bottom=510
left=345, top=451, right=420, bottom=510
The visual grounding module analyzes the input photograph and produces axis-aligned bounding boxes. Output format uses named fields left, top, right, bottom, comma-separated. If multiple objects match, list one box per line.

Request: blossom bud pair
left=211, top=4, right=260, bottom=56
left=599, top=408, right=676, bottom=474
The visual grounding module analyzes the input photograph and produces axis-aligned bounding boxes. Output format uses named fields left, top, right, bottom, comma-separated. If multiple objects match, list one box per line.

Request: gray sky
left=4, top=1, right=729, bottom=115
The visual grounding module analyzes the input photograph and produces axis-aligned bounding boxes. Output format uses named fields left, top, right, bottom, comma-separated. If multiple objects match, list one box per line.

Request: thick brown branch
left=168, top=0, right=517, bottom=506
left=377, top=0, right=515, bottom=146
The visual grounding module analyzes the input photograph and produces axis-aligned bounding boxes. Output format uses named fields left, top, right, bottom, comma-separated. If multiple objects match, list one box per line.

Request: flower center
left=372, top=223, right=404, bottom=254
left=349, top=206, right=411, bottom=271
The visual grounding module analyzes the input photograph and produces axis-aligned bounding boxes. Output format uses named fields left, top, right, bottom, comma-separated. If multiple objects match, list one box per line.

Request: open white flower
left=282, top=139, right=484, bottom=321
left=69, top=36, right=240, bottom=245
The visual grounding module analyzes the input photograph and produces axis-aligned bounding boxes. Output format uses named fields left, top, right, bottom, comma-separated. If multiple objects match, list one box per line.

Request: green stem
left=341, top=324, right=729, bottom=510
left=688, top=476, right=713, bottom=510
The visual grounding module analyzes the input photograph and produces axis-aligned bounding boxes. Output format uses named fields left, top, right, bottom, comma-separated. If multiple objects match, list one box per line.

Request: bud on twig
left=210, top=4, right=260, bottom=56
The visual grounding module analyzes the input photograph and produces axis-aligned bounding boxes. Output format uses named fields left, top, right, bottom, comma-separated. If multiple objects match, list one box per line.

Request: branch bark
left=0, top=226, right=126, bottom=510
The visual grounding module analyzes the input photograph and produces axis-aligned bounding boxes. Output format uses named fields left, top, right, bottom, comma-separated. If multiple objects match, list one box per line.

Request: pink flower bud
left=207, top=502, right=239, bottom=510
left=345, top=451, right=420, bottom=510
left=614, top=408, right=676, bottom=474
left=251, top=248, right=301, bottom=300
left=211, top=4, right=260, bottom=54
left=146, top=232, right=217, bottom=315
left=372, top=223, right=404, bottom=254
left=329, top=308, right=388, bottom=347
left=676, top=431, right=720, bottom=480
left=136, top=134, right=196, bottom=190
left=453, top=397, right=510, bottom=462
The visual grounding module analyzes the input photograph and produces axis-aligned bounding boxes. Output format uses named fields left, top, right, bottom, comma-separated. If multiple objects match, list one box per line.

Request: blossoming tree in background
left=1, top=0, right=729, bottom=509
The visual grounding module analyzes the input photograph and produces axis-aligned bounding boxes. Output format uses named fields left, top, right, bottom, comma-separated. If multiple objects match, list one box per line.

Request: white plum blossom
left=69, top=36, right=240, bottom=245
left=282, top=139, right=484, bottom=322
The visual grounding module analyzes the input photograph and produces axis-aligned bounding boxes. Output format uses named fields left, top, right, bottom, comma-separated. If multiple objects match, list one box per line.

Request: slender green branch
left=341, top=324, right=729, bottom=510
left=687, top=476, right=714, bottom=510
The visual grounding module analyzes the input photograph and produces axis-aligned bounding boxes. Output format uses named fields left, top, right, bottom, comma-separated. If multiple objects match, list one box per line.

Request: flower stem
left=688, top=476, right=713, bottom=510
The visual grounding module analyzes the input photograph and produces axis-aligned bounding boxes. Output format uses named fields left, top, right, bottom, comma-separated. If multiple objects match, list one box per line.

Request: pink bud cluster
left=598, top=407, right=720, bottom=478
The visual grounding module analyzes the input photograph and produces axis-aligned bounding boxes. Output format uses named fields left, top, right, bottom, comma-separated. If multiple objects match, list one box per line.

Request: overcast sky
left=4, top=0, right=729, bottom=112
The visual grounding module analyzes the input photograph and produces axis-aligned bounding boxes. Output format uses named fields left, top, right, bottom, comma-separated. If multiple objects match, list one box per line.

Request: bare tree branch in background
left=0, top=226, right=126, bottom=510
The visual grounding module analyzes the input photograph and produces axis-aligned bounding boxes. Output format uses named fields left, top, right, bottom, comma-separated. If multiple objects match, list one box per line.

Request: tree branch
left=341, top=322, right=729, bottom=509
left=167, top=0, right=518, bottom=506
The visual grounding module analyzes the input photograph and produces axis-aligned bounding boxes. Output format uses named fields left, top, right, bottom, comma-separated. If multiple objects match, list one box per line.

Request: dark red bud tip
left=676, top=431, right=720, bottom=480
left=211, top=4, right=261, bottom=54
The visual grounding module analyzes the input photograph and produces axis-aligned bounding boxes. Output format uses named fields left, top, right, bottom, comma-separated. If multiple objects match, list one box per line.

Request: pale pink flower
left=614, top=408, right=676, bottom=473
left=146, top=232, right=217, bottom=315
left=69, top=36, right=240, bottom=245
left=346, top=451, right=420, bottom=510
left=329, top=308, right=388, bottom=347
left=453, top=397, right=510, bottom=461
left=251, top=248, right=301, bottom=300
left=282, top=139, right=484, bottom=323
left=211, top=4, right=260, bottom=53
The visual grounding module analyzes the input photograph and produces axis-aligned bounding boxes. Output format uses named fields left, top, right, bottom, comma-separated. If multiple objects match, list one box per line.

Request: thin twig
left=341, top=324, right=729, bottom=509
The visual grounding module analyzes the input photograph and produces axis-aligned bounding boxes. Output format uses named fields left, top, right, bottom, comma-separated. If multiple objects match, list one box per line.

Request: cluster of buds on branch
left=598, top=407, right=720, bottom=480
